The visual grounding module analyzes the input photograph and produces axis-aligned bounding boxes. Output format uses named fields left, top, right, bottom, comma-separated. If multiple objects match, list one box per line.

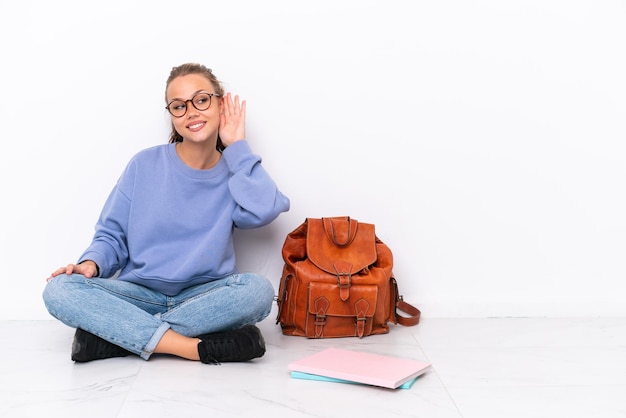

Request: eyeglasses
left=165, top=92, right=221, bottom=117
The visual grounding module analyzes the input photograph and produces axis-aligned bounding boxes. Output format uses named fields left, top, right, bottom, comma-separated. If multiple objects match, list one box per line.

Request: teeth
left=189, top=122, right=204, bottom=129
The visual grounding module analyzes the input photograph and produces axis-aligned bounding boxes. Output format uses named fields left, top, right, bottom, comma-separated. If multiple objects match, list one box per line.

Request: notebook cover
left=289, top=371, right=418, bottom=389
left=287, top=347, right=431, bottom=389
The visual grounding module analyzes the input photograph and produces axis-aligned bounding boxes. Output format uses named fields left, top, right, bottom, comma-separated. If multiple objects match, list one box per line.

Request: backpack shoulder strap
left=390, top=277, right=421, bottom=326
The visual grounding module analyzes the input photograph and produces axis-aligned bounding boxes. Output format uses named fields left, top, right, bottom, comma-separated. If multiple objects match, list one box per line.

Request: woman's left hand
left=218, top=92, right=246, bottom=147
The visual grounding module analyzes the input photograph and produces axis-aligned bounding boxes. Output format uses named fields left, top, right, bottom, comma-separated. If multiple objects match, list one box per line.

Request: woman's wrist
left=79, top=260, right=100, bottom=277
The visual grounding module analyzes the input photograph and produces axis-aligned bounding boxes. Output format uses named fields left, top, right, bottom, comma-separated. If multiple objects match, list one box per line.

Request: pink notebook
left=287, top=347, right=431, bottom=389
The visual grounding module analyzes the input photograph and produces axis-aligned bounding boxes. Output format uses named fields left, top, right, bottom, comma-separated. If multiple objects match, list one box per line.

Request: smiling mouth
left=188, top=122, right=206, bottom=131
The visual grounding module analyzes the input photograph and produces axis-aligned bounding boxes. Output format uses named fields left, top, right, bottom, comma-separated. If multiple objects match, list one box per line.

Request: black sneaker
left=197, top=325, right=266, bottom=365
left=71, top=328, right=132, bottom=362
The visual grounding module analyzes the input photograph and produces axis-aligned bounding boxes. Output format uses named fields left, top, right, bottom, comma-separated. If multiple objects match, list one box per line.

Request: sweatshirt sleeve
left=222, top=140, right=290, bottom=229
left=77, top=173, right=133, bottom=278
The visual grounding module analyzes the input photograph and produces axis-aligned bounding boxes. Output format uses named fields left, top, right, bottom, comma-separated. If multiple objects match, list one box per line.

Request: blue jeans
left=42, top=273, right=275, bottom=360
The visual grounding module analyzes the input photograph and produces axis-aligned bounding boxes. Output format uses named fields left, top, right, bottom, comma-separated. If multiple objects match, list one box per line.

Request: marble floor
left=1, top=313, right=625, bottom=418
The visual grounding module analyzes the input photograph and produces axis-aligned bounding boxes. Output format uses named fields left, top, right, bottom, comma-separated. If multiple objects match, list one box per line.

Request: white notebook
left=288, top=347, right=431, bottom=389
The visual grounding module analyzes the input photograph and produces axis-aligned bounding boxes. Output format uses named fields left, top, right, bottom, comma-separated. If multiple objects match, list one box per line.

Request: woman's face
left=166, top=73, right=222, bottom=144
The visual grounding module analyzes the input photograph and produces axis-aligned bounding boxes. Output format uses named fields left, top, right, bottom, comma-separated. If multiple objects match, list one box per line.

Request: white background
left=1, top=0, right=624, bottom=320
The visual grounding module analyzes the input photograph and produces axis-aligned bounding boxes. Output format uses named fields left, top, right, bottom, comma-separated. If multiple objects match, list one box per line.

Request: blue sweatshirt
left=78, top=140, right=290, bottom=296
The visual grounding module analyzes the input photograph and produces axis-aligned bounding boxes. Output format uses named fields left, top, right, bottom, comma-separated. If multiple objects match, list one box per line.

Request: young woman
left=43, top=63, right=290, bottom=364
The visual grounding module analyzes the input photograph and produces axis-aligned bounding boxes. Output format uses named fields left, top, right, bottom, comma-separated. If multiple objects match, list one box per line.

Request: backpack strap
left=391, top=277, right=421, bottom=326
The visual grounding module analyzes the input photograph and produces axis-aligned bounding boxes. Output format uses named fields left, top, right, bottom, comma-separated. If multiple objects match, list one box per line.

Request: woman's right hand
left=47, top=261, right=98, bottom=282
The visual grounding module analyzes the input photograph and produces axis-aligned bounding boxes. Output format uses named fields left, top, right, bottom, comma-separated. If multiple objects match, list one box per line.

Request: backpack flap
left=306, top=216, right=377, bottom=278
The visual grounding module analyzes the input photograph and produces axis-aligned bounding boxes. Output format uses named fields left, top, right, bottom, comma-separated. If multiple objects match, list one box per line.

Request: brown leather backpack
left=276, top=216, right=421, bottom=338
